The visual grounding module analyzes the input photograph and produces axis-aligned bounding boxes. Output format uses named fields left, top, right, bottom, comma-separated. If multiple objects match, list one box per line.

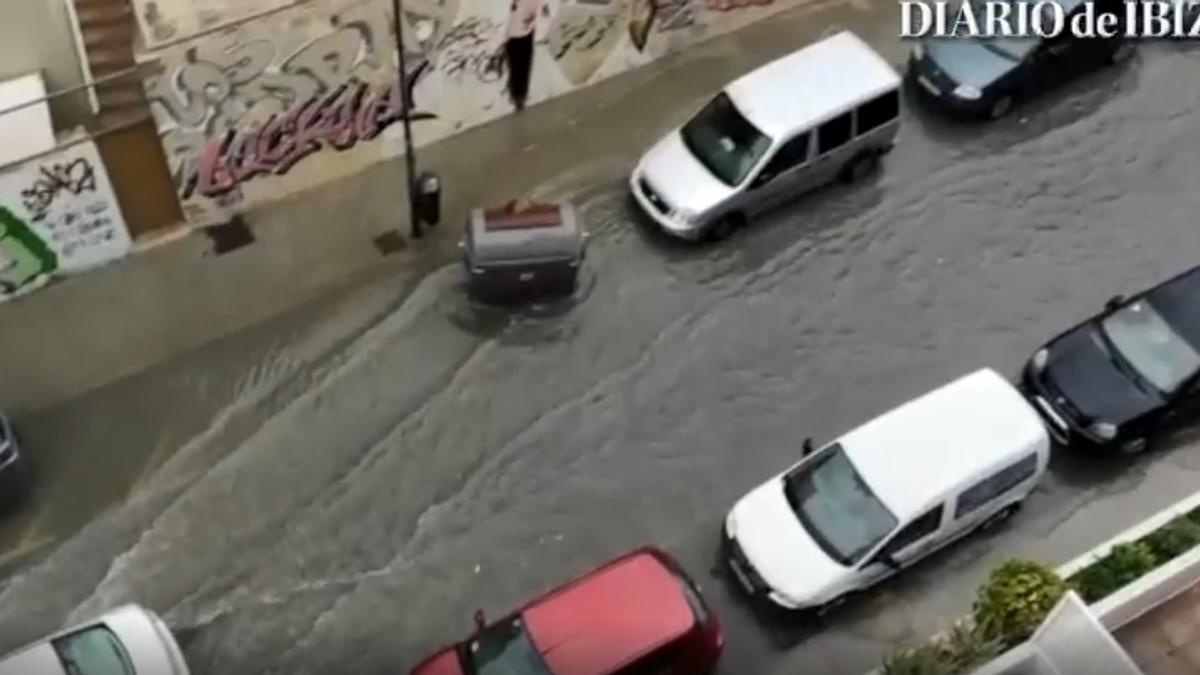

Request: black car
left=907, top=0, right=1134, bottom=119
left=0, top=411, right=27, bottom=506
left=1023, top=266, right=1200, bottom=454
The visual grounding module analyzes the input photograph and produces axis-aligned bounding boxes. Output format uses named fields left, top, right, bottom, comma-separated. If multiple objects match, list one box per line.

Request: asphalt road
left=4, top=31, right=1200, bottom=675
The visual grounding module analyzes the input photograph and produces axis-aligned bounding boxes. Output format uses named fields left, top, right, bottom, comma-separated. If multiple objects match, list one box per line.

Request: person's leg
left=504, top=38, right=521, bottom=105
left=508, top=34, right=534, bottom=110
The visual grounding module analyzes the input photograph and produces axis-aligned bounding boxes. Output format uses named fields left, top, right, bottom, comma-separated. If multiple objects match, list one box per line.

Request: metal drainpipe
left=392, top=0, right=422, bottom=239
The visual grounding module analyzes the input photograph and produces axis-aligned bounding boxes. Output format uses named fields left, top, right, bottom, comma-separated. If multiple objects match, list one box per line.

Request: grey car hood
left=924, top=40, right=1021, bottom=88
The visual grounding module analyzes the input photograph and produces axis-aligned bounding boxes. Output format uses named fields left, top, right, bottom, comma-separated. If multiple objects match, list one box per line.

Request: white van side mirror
left=802, top=438, right=815, bottom=456
left=751, top=168, right=775, bottom=189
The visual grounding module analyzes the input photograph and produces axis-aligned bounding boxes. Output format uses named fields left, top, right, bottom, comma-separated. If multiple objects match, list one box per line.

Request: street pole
left=392, top=0, right=422, bottom=239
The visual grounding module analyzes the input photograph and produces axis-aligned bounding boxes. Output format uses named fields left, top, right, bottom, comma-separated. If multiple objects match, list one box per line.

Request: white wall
left=0, top=0, right=89, bottom=127
left=0, top=74, right=58, bottom=166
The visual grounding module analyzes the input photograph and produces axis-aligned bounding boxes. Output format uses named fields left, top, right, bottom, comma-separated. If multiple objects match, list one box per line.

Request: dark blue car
left=1023, top=265, right=1200, bottom=454
left=907, top=0, right=1134, bottom=119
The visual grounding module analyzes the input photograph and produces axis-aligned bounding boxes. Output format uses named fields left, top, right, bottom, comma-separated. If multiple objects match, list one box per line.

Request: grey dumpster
left=460, top=200, right=587, bottom=303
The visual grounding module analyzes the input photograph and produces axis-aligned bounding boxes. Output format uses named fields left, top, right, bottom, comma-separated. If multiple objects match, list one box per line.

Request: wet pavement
left=5, top=16, right=1200, bottom=675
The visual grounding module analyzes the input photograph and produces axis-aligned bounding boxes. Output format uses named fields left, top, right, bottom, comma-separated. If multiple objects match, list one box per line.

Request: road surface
left=3, top=18, right=1200, bottom=675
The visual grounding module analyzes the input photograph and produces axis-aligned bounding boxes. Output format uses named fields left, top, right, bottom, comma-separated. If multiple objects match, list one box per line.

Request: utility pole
left=392, top=0, right=422, bottom=239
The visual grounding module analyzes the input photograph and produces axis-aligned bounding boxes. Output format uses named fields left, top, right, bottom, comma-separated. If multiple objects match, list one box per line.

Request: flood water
left=3, top=40, right=1200, bottom=675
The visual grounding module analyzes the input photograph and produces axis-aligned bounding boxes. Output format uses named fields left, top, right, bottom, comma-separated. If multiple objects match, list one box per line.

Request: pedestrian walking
left=503, top=0, right=542, bottom=111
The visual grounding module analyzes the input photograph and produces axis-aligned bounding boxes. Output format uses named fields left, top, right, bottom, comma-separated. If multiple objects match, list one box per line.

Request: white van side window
left=885, top=504, right=944, bottom=554
left=856, top=91, right=899, bottom=135
left=955, top=454, right=1039, bottom=519
left=754, top=132, right=811, bottom=186
left=817, top=112, right=853, bottom=155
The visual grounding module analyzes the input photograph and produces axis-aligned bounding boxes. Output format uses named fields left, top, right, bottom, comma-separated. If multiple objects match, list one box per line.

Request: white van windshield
left=52, top=627, right=135, bottom=675
left=782, top=444, right=898, bottom=566
left=680, top=92, right=772, bottom=187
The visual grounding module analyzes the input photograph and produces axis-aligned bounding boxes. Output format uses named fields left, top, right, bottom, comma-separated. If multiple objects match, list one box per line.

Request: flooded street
left=4, top=38, right=1200, bottom=675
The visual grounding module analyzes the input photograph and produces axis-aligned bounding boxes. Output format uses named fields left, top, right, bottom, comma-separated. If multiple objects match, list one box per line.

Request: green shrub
left=1070, top=541, right=1158, bottom=603
left=1186, top=504, right=1200, bottom=524
left=882, top=642, right=956, bottom=675
left=972, top=559, right=1067, bottom=646
left=939, top=620, right=1005, bottom=671
left=882, top=621, right=1003, bottom=675
left=1142, top=517, right=1200, bottom=561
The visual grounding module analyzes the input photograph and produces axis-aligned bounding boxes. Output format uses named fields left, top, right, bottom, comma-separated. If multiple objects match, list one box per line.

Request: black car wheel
left=1118, top=436, right=1149, bottom=455
left=842, top=151, right=880, bottom=183
left=988, top=95, right=1014, bottom=120
left=706, top=212, right=745, bottom=242
left=1109, top=42, right=1134, bottom=64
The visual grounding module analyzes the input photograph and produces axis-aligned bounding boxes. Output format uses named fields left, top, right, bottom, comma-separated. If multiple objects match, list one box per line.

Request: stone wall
left=136, top=0, right=797, bottom=226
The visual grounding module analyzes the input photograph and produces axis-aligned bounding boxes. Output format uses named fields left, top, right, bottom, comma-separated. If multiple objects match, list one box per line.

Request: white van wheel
left=706, top=212, right=744, bottom=242
left=981, top=503, right=1020, bottom=532
left=843, top=152, right=880, bottom=183
left=815, top=593, right=848, bottom=618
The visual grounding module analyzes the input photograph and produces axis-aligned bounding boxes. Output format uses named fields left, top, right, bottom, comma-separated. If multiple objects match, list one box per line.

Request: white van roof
left=725, top=31, right=900, bottom=140
left=840, top=369, right=1049, bottom=521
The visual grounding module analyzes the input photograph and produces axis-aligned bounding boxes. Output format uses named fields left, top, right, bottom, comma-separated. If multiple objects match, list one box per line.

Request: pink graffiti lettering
left=186, top=60, right=434, bottom=199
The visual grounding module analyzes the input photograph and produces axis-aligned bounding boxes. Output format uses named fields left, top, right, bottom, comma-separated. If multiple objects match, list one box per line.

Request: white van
left=0, top=605, right=190, bottom=675
left=723, top=369, right=1050, bottom=613
left=630, top=31, right=900, bottom=242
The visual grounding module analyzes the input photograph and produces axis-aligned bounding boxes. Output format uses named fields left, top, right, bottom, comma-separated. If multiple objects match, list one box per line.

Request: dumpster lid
left=468, top=200, right=583, bottom=264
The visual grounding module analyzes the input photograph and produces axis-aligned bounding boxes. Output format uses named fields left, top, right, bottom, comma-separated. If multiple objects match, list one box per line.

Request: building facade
left=132, top=0, right=804, bottom=226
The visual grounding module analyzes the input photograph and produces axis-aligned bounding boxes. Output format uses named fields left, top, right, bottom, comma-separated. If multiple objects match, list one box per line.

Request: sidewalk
left=0, top=0, right=906, bottom=416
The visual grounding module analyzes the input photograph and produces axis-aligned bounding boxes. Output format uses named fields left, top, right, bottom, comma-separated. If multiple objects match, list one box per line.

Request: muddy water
left=3, top=44, right=1200, bottom=675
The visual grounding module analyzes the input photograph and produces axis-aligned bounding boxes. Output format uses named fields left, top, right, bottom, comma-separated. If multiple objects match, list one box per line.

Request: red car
left=410, top=547, right=723, bottom=675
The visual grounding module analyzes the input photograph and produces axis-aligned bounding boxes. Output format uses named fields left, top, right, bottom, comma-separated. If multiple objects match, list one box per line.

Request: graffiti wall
left=0, top=140, right=132, bottom=301
left=137, top=0, right=795, bottom=226
left=136, top=0, right=294, bottom=46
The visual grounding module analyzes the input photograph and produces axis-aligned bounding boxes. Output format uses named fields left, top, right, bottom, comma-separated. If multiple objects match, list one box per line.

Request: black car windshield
left=680, top=92, right=772, bottom=187
left=1101, top=299, right=1200, bottom=395
left=52, top=627, right=136, bottom=675
left=981, top=36, right=1039, bottom=60
left=782, top=444, right=898, bottom=566
left=464, top=617, right=553, bottom=675
left=967, top=0, right=1045, bottom=59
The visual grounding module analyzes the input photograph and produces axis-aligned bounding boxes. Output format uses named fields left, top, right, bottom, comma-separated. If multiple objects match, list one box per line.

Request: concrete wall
left=0, top=0, right=89, bottom=129
left=134, top=0, right=802, bottom=226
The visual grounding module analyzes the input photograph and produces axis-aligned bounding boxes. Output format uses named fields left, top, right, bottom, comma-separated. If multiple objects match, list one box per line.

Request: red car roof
left=521, top=549, right=695, bottom=675
left=409, top=648, right=464, bottom=675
